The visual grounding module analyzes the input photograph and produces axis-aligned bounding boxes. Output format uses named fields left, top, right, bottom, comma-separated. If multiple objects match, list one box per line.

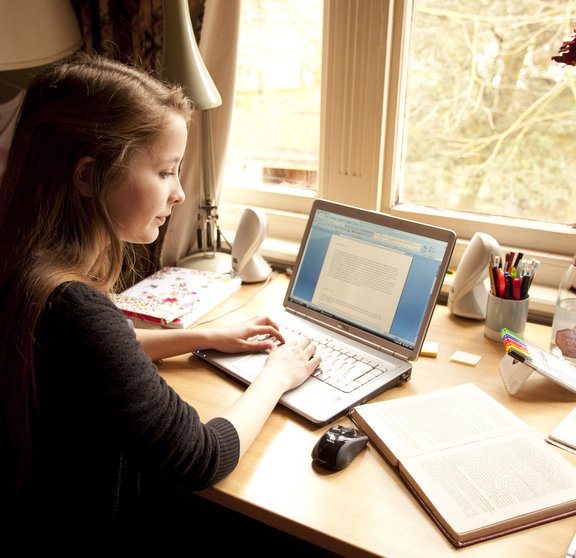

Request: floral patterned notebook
left=113, top=266, right=242, bottom=329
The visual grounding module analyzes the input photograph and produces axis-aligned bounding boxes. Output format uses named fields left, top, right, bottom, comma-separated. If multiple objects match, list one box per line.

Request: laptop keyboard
left=251, top=323, right=394, bottom=393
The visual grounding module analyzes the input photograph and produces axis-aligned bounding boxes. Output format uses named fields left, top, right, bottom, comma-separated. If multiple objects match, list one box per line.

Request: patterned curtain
left=71, top=0, right=206, bottom=73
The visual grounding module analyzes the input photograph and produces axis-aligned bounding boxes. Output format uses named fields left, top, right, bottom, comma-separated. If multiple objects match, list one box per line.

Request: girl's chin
left=143, top=230, right=160, bottom=244
left=123, top=228, right=160, bottom=245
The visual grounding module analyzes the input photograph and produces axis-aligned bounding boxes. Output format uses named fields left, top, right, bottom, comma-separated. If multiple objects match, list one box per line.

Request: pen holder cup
left=484, top=293, right=529, bottom=342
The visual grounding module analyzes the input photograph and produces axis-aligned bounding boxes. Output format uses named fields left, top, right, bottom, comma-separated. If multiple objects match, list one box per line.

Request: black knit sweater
left=11, top=281, right=240, bottom=539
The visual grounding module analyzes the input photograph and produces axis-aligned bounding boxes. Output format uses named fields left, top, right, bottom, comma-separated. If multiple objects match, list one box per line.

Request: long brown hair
left=0, top=53, right=192, bottom=492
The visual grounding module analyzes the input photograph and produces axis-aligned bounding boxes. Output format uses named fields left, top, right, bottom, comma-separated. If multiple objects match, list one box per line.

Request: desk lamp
left=0, top=0, right=82, bottom=93
left=0, top=0, right=82, bottom=177
left=161, top=0, right=224, bottom=268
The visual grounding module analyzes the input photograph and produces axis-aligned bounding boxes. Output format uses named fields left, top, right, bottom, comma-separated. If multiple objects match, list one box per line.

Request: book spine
left=120, top=310, right=165, bottom=326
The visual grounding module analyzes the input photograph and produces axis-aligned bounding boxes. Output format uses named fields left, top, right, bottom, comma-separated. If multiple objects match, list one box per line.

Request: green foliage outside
left=402, top=0, right=576, bottom=225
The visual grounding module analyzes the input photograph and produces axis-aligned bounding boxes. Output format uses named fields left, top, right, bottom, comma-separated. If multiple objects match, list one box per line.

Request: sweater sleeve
left=37, top=281, right=240, bottom=489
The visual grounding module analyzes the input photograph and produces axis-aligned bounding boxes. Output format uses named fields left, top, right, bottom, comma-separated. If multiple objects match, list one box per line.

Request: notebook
left=194, top=199, right=456, bottom=425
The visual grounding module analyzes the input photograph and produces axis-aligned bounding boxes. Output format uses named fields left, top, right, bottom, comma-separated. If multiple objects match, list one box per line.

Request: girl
left=0, top=53, right=323, bottom=551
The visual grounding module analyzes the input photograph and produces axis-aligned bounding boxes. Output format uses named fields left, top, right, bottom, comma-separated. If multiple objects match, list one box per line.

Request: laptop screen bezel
left=283, top=199, right=457, bottom=361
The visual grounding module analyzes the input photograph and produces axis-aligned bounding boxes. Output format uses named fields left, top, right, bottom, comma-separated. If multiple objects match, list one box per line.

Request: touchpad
left=233, top=353, right=268, bottom=381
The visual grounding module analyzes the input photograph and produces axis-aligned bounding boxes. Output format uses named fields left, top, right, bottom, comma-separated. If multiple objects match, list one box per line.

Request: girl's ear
left=73, top=156, right=95, bottom=197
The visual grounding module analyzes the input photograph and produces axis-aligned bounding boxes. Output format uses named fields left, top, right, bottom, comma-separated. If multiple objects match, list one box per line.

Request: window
left=225, top=0, right=322, bottom=191
left=221, top=0, right=576, bottom=316
left=221, top=0, right=322, bottom=259
left=401, top=2, right=576, bottom=227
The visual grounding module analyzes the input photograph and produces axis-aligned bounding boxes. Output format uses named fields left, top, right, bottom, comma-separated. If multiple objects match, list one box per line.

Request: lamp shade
left=0, top=0, right=82, bottom=71
left=161, top=0, right=221, bottom=110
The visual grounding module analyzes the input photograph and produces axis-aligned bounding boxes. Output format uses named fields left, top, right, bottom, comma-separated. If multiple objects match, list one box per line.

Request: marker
left=501, top=328, right=532, bottom=361
left=512, top=277, right=522, bottom=300
left=497, top=268, right=505, bottom=298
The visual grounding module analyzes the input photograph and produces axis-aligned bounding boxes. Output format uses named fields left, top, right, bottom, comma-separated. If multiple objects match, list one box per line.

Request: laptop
left=194, top=199, right=456, bottom=425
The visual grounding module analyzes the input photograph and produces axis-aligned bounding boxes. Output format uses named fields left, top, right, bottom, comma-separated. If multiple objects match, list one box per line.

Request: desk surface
left=159, top=272, right=576, bottom=558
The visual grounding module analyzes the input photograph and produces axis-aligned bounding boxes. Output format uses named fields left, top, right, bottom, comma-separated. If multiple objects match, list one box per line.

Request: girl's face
left=106, top=112, right=188, bottom=244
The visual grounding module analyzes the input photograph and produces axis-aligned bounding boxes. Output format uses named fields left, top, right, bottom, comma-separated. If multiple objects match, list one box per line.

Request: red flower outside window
left=553, top=29, right=576, bottom=66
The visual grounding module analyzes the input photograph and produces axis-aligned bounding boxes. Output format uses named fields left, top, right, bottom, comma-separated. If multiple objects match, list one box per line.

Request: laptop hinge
left=374, top=343, right=408, bottom=361
left=290, top=311, right=409, bottom=362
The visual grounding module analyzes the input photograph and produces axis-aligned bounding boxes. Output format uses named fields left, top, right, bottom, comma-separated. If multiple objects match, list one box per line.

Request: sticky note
left=421, top=340, right=439, bottom=358
left=449, top=351, right=482, bottom=367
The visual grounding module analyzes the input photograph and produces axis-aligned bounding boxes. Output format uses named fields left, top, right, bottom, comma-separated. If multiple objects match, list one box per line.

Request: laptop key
left=256, top=322, right=391, bottom=393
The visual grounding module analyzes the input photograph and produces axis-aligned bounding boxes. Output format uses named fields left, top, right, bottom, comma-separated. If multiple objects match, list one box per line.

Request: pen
left=488, top=263, right=497, bottom=296
left=521, top=274, right=530, bottom=299
left=504, top=346, right=530, bottom=362
left=492, top=251, right=538, bottom=298
left=504, top=272, right=512, bottom=299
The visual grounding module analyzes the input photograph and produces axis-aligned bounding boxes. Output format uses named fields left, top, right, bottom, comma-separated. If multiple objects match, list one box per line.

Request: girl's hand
left=261, top=334, right=321, bottom=392
left=205, top=315, right=286, bottom=353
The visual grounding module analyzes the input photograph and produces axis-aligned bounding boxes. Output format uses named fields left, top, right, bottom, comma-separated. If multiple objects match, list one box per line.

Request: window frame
left=219, top=0, right=576, bottom=315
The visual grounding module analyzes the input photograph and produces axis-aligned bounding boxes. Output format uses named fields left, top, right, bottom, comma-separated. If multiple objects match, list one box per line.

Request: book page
left=351, top=384, right=528, bottom=466
left=399, top=429, right=576, bottom=543
left=548, top=407, right=576, bottom=454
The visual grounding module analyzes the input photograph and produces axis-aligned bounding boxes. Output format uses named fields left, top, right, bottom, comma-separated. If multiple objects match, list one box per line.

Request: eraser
left=449, top=351, right=482, bottom=367
left=421, top=340, right=439, bottom=358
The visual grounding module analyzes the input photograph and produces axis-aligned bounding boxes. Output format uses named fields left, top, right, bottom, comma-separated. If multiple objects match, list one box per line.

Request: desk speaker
left=231, top=207, right=273, bottom=283
left=448, top=232, right=501, bottom=320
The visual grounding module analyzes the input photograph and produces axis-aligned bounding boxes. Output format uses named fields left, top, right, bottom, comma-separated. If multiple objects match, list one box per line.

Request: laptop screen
left=285, top=200, right=455, bottom=358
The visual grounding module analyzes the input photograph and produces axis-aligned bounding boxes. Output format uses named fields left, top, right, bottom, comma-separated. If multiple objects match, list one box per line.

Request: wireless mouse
left=311, top=425, right=369, bottom=470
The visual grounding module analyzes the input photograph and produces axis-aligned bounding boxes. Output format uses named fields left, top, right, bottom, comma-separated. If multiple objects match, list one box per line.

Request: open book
left=349, top=383, right=576, bottom=548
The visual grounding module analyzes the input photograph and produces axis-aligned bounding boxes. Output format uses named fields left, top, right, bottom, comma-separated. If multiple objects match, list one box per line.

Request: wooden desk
left=159, top=272, right=576, bottom=558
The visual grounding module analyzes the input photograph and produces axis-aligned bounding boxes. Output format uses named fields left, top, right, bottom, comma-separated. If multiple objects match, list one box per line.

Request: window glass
left=225, top=0, right=323, bottom=190
left=400, top=0, right=576, bottom=226
left=221, top=0, right=575, bottom=293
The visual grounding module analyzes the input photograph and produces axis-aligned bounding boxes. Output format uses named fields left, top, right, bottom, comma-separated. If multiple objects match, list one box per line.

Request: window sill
left=440, top=273, right=554, bottom=326
left=241, top=232, right=556, bottom=327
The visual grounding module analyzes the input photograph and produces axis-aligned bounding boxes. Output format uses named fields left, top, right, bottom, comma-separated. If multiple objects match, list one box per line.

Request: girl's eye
left=160, top=171, right=175, bottom=179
